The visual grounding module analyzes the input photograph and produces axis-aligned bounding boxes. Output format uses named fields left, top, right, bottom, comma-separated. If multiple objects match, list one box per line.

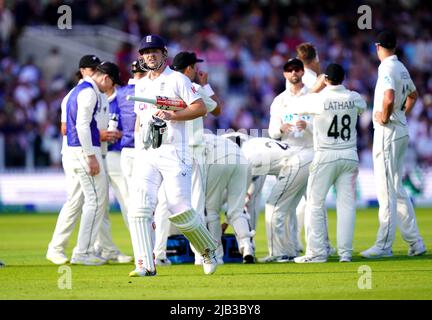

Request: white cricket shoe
left=129, top=268, right=157, bottom=277
left=339, top=256, right=352, bottom=263
left=408, top=240, right=426, bottom=257
left=202, top=249, right=218, bottom=275
left=360, top=246, right=392, bottom=259
left=46, top=251, right=69, bottom=265
left=71, top=253, right=107, bottom=266
left=0, top=260, right=5, bottom=268
left=155, top=258, right=172, bottom=266
left=294, top=255, right=327, bottom=263
left=102, top=251, right=133, bottom=264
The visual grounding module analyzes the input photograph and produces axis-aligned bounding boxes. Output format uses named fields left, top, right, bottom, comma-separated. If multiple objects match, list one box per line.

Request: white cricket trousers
left=305, top=150, right=358, bottom=258
left=205, top=158, right=251, bottom=261
left=120, top=147, right=135, bottom=195
left=67, top=147, right=108, bottom=256
left=106, top=151, right=129, bottom=227
left=48, top=152, right=84, bottom=254
left=153, top=145, right=207, bottom=260
left=128, top=144, right=192, bottom=270
left=372, top=124, right=422, bottom=250
left=94, top=156, right=128, bottom=255
left=265, top=155, right=310, bottom=257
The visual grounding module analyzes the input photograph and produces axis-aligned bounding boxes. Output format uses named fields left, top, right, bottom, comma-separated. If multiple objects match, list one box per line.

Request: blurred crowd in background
left=0, top=0, right=432, bottom=169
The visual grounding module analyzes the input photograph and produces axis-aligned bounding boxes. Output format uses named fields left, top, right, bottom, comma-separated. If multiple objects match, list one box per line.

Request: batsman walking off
left=361, top=31, right=426, bottom=259
left=128, top=35, right=218, bottom=277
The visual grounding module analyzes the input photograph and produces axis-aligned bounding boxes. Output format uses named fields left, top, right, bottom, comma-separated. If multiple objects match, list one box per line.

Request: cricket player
left=47, top=59, right=130, bottom=265
left=222, top=132, right=298, bottom=258
left=152, top=51, right=221, bottom=266
left=263, top=58, right=315, bottom=262
left=361, top=31, right=426, bottom=258
left=47, top=55, right=102, bottom=265
left=128, top=35, right=218, bottom=277
left=204, top=133, right=255, bottom=264
left=291, top=63, right=366, bottom=263
left=68, top=61, right=122, bottom=265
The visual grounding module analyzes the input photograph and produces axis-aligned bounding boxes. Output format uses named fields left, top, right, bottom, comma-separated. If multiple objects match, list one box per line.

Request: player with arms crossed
left=128, top=35, right=218, bottom=277
left=291, top=64, right=366, bottom=263
left=361, top=31, right=426, bottom=258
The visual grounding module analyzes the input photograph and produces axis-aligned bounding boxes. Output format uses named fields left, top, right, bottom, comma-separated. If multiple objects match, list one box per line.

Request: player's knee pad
left=169, top=209, right=217, bottom=255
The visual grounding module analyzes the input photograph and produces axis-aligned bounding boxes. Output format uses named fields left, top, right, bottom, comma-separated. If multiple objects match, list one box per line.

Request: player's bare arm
left=375, top=89, right=394, bottom=125
left=61, top=122, right=66, bottom=136
left=156, top=98, right=206, bottom=121
left=197, top=71, right=222, bottom=116
left=310, top=74, right=326, bottom=93
left=404, top=90, right=418, bottom=115
left=100, top=130, right=118, bottom=143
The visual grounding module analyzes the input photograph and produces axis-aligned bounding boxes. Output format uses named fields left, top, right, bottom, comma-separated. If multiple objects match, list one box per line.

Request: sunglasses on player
left=285, top=66, right=302, bottom=73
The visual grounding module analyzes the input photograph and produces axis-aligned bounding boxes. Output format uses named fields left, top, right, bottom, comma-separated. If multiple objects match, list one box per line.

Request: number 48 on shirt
left=327, top=114, right=351, bottom=141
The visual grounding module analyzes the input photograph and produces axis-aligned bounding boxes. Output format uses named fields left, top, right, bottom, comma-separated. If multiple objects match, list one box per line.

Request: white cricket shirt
left=269, top=85, right=313, bottom=148
left=290, top=85, right=366, bottom=152
left=134, top=67, right=201, bottom=151
left=373, top=55, right=416, bottom=129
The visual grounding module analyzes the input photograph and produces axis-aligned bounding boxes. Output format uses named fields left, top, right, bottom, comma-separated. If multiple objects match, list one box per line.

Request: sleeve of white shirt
left=268, top=96, right=283, bottom=139
left=176, top=75, right=201, bottom=105
left=352, top=91, right=367, bottom=115
left=76, top=88, right=97, bottom=156
left=197, top=85, right=217, bottom=113
left=407, top=77, right=417, bottom=95
left=378, top=66, right=396, bottom=91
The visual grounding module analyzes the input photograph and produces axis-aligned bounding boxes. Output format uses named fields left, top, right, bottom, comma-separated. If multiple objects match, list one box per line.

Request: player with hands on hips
left=128, top=35, right=219, bottom=277
left=361, top=30, right=426, bottom=259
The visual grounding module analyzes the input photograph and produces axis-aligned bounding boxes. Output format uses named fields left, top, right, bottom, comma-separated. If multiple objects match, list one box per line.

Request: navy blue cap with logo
left=139, top=35, right=167, bottom=54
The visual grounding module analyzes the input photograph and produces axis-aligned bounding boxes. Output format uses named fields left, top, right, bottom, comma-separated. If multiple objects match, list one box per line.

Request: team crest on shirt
left=191, top=86, right=197, bottom=94
left=283, top=113, right=310, bottom=123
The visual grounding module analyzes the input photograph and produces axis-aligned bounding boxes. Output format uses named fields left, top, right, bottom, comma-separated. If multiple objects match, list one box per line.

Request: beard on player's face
left=289, top=76, right=301, bottom=84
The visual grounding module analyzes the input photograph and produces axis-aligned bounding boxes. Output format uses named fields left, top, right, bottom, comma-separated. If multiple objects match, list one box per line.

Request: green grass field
left=0, top=208, right=431, bottom=300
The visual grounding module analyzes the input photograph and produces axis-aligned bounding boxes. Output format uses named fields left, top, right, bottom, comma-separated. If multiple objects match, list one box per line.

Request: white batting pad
left=128, top=215, right=155, bottom=273
left=169, top=209, right=218, bottom=255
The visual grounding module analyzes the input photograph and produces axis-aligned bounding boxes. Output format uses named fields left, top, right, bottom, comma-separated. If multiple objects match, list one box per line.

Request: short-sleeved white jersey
left=290, top=85, right=366, bottom=152
left=186, top=82, right=217, bottom=147
left=269, top=85, right=313, bottom=148
left=373, top=55, right=416, bottom=128
left=134, top=67, right=201, bottom=150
